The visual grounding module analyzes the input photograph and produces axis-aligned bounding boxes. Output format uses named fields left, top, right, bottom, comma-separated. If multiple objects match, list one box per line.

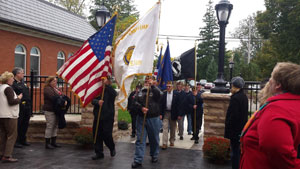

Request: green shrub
left=118, top=109, right=131, bottom=123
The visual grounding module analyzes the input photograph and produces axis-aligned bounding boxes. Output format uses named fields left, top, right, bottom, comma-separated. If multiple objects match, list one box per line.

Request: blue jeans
left=134, top=116, right=160, bottom=164
left=187, top=114, right=192, bottom=134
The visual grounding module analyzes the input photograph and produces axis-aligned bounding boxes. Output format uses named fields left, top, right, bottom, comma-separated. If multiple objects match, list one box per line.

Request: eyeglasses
left=166, top=86, right=172, bottom=88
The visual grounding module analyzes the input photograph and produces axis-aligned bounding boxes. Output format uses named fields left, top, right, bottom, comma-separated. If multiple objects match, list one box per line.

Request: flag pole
left=194, top=40, right=197, bottom=141
left=93, top=79, right=106, bottom=144
left=140, top=82, right=151, bottom=143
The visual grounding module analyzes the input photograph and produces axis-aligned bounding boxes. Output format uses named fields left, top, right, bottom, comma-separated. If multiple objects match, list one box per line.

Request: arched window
left=67, top=53, right=73, bottom=59
left=57, top=51, right=65, bottom=70
left=14, top=44, right=26, bottom=72
left=30, top=47, right=40, bottom=87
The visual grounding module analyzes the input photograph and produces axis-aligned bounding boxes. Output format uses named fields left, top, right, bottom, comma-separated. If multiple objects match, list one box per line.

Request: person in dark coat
left=186, top=87, right=203, bottom=144
left=182, top=84, right=192, bottom=135
left=174, top=81, right=185, bottom=140
left=91, top=77, right=117, bottom=160
left=11, top=67, right=31, bottom=148
left=127, top=84, right=142, bottom=138
left=224, top=76, right=248, bottom=169
left=160, top=81, right=181, bottom=149
left=131, top=76, right=162, bottom=168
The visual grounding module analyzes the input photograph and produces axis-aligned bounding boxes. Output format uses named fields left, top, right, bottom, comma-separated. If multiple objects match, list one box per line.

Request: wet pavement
left=1, top=142, right=231, bottom=169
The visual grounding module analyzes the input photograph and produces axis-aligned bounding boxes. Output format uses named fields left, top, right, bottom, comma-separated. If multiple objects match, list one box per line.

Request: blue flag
left=157, top=43, right=173, bottom=90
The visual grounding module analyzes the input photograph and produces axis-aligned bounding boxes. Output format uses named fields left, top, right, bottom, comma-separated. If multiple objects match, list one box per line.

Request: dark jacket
left=224, top=89, right=248, bottom=140
left=53, top=95, right=71, bottom=129
left=161, top=90, right=182, bottom=120
left=182, top=91, right=192, bottom=115
left=127, top=91, right=138, bottom=115
left=12, top=79, right=31, bottom=112
left=134, top=85, right=162, bottom=118
left=92, top=85, right=117, bottom=121
left=43, top=86, right=61, bottom=112
left=186, top=92, right=203, bottom=118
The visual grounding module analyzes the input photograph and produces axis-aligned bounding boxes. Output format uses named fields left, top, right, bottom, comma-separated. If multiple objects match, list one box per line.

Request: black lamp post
left=229, top=60, right=234, bottom=87
left=95, top=2, right=110, bottom=28
left=211, top=0, right=233, bottom=93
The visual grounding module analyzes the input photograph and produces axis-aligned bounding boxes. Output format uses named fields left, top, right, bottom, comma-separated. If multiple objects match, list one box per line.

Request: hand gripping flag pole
left=93, top=77, right=106, bottom=144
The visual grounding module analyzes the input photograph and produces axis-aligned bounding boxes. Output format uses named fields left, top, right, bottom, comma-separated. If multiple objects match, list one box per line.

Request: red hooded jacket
left=240, top=93, right=300, bottom=169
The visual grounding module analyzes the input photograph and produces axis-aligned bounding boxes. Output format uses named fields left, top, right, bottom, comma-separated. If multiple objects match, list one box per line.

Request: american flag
left=57, top=15, right=117, bottom=107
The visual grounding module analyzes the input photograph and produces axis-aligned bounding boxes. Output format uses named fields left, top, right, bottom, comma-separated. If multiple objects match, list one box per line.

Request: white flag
left=113, top=2, right=160, bottom=110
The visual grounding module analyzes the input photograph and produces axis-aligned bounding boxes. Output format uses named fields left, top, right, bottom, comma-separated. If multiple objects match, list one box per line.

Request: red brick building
left=0, top=0, right=96, bottom=76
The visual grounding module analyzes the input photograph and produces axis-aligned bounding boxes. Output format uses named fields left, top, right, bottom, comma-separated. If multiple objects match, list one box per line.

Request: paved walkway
left=2, top=142, right=230, bottom=169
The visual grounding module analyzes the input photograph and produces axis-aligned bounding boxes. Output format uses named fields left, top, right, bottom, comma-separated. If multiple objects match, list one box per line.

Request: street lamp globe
left=215, top=0, right=233, bottom=24
left=229, top=61, right=234, bottom=69
left=95, top=5, right=110, bottom=28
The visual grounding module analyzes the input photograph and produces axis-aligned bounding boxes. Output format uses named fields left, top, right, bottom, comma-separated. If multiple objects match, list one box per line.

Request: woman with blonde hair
left=43, top=76, right=63, bottom=149
left=240, top=62, right=300, bottom=169
left=0, top=71, right=22, bottom=162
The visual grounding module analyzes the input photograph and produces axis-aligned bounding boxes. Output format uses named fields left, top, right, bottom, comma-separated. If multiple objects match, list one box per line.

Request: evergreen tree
left=196, top=0, right=219, bottom=80
left=206, top=58, right=218, bottom=82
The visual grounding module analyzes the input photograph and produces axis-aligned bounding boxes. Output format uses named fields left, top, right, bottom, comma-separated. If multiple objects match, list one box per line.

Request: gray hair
left=12, top=67, right=24, bottom=76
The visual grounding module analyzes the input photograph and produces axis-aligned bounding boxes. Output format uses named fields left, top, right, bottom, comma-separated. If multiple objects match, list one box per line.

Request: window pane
left=30, top=48, right=39, bottom=55
left=15, top=45, right=24, bottom=53
left=30, top=56, right=39, bottom=75
left=57, top=59, right=64, bottom=70
left=15, top=53, right=25, bottom=69
left=58, top=51, right=64, bottom=59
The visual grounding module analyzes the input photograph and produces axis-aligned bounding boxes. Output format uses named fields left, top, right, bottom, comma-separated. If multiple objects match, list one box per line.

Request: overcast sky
left=134, top=0, right=266, bottom=57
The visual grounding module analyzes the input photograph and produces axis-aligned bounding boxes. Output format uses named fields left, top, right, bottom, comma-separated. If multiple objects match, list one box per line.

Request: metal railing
left=243, top=81, right=261, bottom=117
left=24, top=71, right=81, bottom=114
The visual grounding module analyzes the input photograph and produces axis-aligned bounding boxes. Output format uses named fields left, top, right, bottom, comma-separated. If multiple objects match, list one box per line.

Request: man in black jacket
left=186, top=87, right=203, bottom=144
left=127, top=84, right=142, bottom=138
left=160, top=81, right=181, bottom=149
left=224, top=76, right=248, bottom=169
left=91, top=77, right=117, bottom=160
left=12, top=67, right=31, bottom=148
left=131, top=76, right=162, bottom=168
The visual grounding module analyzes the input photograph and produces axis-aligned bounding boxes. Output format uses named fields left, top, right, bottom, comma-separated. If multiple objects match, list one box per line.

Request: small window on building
left=57, top=51, right=65, bottom=86
left=30, top=47, right=40, bottom=87
left=15, top=44, right=26, bottom=73
left=68, top=53, right=73, bottom=59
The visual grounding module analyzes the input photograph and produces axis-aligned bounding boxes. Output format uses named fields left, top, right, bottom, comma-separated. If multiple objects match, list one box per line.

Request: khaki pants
left=0, top=118, right=18, bottom=157
left=162, top=111, right=176, bottom=145
left=44, top=111, right=58, bottom=138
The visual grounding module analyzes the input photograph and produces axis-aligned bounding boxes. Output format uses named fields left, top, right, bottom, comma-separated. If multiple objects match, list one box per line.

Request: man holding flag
left=57, top=13, right=117, bottom=160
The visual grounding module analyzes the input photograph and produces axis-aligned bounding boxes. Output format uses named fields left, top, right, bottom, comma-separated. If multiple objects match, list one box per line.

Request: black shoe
left=131, top=161, right=142, bottom=168
left=21, top=142, right=30, bottom=146
left=92, top=153, right=104, bottom=160
left=51, top=137, right=61, bottom=148
left=194, top=140, right=199, bottom=144
left=14, top=143, right=23, bottom=148
left=190, top=137, right=195, bottom=140
left=180, top=136, right=183, bottom=140
left=110, top=149, right=116, bottom=157
left=45, top=138, right=55, bottom=149
left=160, top=129, right=163, bottom=133
left=151, top=157, right=158, bottom=163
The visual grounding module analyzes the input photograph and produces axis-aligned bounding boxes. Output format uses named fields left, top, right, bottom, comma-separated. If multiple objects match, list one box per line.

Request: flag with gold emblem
left=113, top=2, right=160, bottom=110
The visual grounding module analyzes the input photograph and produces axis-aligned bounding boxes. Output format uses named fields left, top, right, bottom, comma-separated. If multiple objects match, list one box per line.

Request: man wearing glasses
left=160, top=81, right=181, bottom=150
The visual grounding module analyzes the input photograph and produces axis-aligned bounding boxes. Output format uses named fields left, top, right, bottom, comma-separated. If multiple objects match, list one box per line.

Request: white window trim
left=15, top=44, right=27, bottom=74
left=30, top=47, right=41, bottom=88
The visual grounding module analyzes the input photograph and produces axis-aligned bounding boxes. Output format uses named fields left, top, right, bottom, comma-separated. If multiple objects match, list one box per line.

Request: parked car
left=204, top=82, right=214, bottom=89
left=200, top=79, right=207, bottom=86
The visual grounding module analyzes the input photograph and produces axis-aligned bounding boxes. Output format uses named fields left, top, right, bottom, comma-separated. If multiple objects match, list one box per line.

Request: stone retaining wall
left=27, top=103, right=119, bottom=144
left=202, top=92, right=230, bottom=138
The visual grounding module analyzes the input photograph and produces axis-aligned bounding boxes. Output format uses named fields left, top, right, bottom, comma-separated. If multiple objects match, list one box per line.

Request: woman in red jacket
left=240, top=62, right=300, bottom=169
